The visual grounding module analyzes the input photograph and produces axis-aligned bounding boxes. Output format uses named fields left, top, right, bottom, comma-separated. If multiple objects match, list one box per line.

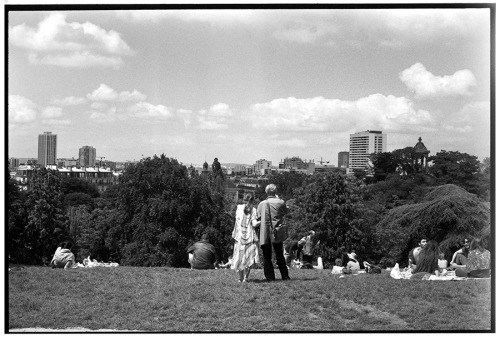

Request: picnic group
left=50, top=184, right=491, bottom=282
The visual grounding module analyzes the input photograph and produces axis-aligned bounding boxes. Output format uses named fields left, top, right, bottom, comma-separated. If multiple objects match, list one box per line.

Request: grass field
left=8, top=266, right=492, bottom=332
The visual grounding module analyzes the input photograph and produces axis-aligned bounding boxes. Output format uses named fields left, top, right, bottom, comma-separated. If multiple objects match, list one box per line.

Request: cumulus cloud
left=195, top=103, right=233, bottom=130
left=41, top=106, right=63, bottom=119
left=399, top=63, right=477, bottom=99
left=248, top=94, right=436, bottom=134
left=8, top=95, right=37, bottom=123
left=129, top=102, right=174, bottom=120
left=89, top=107, right=119, bottom=123
left=10, top=12, right=133, bottom=68
left=87, top=84, right=147, bottom=102
left=50, top=96, right=86, bottom=106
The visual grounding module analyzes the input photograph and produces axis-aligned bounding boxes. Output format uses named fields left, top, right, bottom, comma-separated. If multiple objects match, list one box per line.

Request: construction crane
left=97, top=156, right=106, bottom=168
left=319, top=157, right=330, bottom=166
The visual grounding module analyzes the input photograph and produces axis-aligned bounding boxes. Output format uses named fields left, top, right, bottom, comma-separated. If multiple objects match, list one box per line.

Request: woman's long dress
left=231, top=205, right=260, bottom=271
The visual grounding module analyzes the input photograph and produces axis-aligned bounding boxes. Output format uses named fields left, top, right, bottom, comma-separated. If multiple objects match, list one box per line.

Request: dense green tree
left=255, top=171, right=306, bottom=201
left=428, top=150, right=480, bottom=188
left=7, top=178, right=29, bottom=263
left=375, top=184, right=490, bottom=265
left=60, top=176, right=100, bottom=198
left=24, top=168, right=69, bottom=264
left=370, top=152, right=398, bottom=181
left=290, top=172, right=370, bottom=263
left=63, top=192, right=94, bottom=210
left=109, top=154, right=230, bottom=267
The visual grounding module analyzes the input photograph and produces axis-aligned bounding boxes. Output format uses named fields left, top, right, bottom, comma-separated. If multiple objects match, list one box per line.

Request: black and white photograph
left=5, top=2, right=494, bottom=333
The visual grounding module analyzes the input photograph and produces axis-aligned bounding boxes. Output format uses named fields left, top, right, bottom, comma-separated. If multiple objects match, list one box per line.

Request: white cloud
left=129, top=102, right=174, bottom=120
left=195, top=103, right=233, bottom=130
left=42, top=119, right=71, bottom=125
left=8, top=95, right=37, bottom=123
left=89, top=107, right=119, bottom=122
left=87, top=84, right=118, bottom=101
left=41, top=106, right=63, bottom=119
left=248, top=94, right=436, bottom=134
left=200, top=103, right=233, bottom=117
left=399, top=63, right=477, bottom=99
left=87, top=84, right=147, bottom=102
left=10, top=12, right=133, bottom=68
left=118, top=89, right=147, bottom=102
left=50, top=96, right=86, bottom=106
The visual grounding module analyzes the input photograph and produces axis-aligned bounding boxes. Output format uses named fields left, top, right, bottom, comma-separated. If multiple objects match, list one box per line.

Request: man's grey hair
left=265, top=184, right=277, bottom=195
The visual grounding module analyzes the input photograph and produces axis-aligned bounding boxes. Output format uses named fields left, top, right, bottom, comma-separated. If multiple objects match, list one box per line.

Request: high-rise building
left=79, top=146, right=97, bottom=167
left=349, top=130, right=387, bottom=171
left=338, top=151, right=349, bottom=168
left=38, top=132, right=57, bottom=167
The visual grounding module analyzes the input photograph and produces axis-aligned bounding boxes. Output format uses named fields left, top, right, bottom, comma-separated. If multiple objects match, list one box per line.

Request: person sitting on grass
left=187, top=234, right=217, bottom=270
left=455, top=237, right=490, bottom=278
left=346, top=252, right=360, bottom=272
left=363, top=259, right=382, bottom=274
left=450, top=238, right=470, bottom=265
left=411, top=240, right=440, bottom=279
left=217, top=256, right=233, bottom=269
left=331, top=258, right=344, bottom=274
left=50, top=241, right=77, bottom=269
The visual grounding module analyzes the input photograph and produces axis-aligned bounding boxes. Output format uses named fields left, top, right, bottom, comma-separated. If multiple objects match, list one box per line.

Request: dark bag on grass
left=368, top=267, right=382, bottom=274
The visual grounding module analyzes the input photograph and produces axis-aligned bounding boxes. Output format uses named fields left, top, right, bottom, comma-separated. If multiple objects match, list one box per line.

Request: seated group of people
left=408, top=236, right=490, bottom=279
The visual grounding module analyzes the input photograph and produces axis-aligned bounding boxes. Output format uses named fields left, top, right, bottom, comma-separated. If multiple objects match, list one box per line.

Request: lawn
left=8, top=266, right=492, bottom=332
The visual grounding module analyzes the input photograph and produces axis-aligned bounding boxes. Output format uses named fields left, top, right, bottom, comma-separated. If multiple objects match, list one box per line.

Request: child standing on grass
left=231, top=194, right=260, bottom=282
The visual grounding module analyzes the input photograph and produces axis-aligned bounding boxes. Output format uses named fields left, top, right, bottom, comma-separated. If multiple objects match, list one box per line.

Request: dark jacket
left=187, top=240, right=216, bottom=269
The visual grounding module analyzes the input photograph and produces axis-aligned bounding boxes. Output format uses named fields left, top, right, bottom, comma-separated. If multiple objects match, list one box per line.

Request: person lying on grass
left=455, top=237, right=490, bottom=278
left=50, top=241, right=77, bottom=269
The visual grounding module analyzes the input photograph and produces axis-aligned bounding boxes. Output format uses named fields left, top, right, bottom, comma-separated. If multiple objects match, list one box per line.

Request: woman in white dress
left=231, top=194, right=260, bottom=282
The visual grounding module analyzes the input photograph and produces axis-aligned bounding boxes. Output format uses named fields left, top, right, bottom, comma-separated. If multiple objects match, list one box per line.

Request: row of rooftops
left=16, top=164, right=117, bottom=174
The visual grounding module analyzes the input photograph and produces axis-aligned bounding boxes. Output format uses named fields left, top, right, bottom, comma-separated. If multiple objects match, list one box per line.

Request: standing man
left=256, top=184, right=290, bottom=281
left=187, top=234, right=217, bottom=270
left=408, top=238, right=427, bottom=268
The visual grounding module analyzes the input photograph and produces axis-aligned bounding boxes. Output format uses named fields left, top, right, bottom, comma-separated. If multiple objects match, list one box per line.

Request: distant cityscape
left=11, top=129, right=426, bottom=201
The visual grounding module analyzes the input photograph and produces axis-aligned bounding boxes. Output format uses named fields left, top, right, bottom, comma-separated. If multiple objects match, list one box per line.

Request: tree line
left=7, top=150, right=490, bottom=268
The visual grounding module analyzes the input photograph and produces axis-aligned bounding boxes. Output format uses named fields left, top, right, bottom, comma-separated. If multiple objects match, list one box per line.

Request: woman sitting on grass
left=50, top=241, right=76, bottom=269
left=411, top=240, right=440, bottom=279
left=455, top=237, right=490, bottom=278
left=231, top=194, right=260, bottom=282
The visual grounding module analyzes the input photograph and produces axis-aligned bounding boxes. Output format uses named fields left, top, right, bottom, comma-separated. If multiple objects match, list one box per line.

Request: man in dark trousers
left=187, top=234, right=217, bottom=269
left=256, top=184, right=290, bottom=281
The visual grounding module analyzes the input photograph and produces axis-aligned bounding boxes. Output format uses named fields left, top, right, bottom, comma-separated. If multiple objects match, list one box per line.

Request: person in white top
left=231, top=194, right=260, bottom=282
left=331, top=258, right=344, bottom=274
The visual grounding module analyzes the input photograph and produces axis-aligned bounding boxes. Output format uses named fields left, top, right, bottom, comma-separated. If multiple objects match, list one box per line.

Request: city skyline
left=7, top=6, right=492, bottom=165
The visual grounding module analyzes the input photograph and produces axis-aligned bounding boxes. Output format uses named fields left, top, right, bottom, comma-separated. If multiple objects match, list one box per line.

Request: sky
left=7, top=5, right=492, bottom=166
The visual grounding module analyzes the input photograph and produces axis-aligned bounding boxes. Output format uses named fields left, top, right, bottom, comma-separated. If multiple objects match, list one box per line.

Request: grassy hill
left=8, top=266, right=491, bottom=332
